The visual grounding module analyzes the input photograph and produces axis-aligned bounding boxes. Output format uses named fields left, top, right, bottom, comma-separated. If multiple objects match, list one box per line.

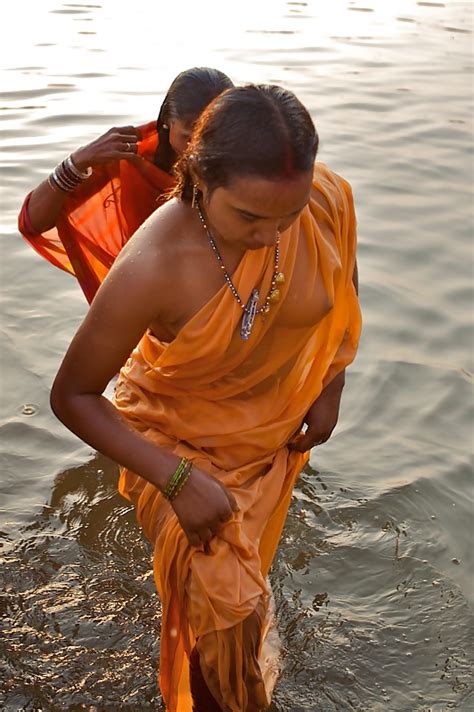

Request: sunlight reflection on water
left=1, top=0, right=473, bottom=709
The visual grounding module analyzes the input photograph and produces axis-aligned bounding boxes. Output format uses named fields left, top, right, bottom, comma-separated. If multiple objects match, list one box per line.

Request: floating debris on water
left=20, top=403, right=38, bottom=416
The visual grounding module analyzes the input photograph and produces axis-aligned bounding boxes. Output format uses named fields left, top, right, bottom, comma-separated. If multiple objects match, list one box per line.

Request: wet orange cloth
left=114, top=164, right=361, bottom=712
left=18, top=122, right=174, bottom=303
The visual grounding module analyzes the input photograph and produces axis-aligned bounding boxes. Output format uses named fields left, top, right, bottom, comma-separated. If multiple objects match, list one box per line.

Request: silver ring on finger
left=125, top=141, right=131, bottom=151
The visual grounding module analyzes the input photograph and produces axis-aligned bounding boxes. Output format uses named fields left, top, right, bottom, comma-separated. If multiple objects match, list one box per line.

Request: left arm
left=289, top=260, right=358, bottom=453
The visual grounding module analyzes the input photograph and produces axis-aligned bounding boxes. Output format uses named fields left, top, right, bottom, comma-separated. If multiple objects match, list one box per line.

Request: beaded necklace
left=196, top=203, right=285, bottom=340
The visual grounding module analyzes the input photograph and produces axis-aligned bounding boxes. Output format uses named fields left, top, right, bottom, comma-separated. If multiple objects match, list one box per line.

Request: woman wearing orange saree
left=17, top=67, right=233, bottom=303
left=50, top=84, right=361, bottom=711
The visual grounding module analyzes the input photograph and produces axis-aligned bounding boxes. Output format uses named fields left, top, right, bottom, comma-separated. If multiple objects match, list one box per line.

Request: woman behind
left=18, top=67, right=233, bottom=303
left=50, top=84, right=361, bottom=711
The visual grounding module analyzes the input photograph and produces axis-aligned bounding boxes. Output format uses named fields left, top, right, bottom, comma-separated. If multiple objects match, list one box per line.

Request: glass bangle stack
left=48, top=155, right=92, bottom=193
left=163, top=457, right=193, bottom=501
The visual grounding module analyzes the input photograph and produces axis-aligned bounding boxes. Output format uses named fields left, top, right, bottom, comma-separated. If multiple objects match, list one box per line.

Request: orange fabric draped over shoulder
left=18, top=122, right=174, bottom=303
left=114, top=164, right=362, bottom=712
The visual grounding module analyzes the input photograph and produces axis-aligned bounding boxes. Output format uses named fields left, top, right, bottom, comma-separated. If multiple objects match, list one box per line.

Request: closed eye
left=240, top=212, right=258, bottom=222
left=236, top=206, right=306, bottom=222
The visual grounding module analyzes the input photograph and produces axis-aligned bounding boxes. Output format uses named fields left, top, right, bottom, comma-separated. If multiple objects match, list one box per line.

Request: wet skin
left=50, top=168, right=349, bottom=550
left=142, top=170, right=314, bottom=341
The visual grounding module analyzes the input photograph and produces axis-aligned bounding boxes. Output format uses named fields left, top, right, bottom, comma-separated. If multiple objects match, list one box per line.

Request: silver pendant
left=240, top=288, right=260, bottom=340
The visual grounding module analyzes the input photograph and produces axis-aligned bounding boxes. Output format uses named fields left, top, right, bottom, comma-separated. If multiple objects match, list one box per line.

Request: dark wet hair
left=155, top=67, right=234, bottom=174
left=173, top=84, right=318, bottom=203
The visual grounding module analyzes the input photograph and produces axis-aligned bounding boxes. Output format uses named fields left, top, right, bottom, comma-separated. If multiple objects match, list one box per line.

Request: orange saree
left=113, top=164, right=362, bottom=711
left=18, top=122, right=174, bottom=303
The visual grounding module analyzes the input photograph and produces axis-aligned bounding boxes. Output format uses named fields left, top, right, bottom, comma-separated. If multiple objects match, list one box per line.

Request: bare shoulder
left=94, top=197, right=218, bottom=341
left=117, top=198, right=190, bottom=269
left=105, top=198, right=194, bottom=312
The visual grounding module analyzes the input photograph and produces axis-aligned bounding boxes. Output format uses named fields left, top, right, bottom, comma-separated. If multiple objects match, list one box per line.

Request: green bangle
left=165, top=457, right=187, bottom=493
left=166, top=461, right=193, bottom=501
left=164, top=457, right=190, bottom=500
left=169, top=464, right=193, bottom=501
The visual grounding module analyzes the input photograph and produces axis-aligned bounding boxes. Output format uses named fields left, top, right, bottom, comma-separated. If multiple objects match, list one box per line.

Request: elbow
left=50, top=375, right=75, bottom=426
left=29, top=214, right=56, bottom=235
left=50, top=374, right=100, bottom=435
left=50, top=378, right=65, bottom=423
left=19, top=195, right=55, bottom=237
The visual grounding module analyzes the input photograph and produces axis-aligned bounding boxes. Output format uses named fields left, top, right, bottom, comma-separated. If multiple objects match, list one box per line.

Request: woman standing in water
left=50, top=84, right=361, bottom=711
left=18, top=67, right=233, bottom=303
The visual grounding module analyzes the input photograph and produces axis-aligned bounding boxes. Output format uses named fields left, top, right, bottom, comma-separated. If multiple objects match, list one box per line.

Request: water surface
left=1, top=1, right=473, bottom=709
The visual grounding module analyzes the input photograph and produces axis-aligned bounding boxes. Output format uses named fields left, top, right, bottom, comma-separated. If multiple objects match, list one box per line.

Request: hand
left=288, top=370, right=345, bottom=452
left=170, top=466, right=240, bottom=548
left=71, top=125, right=141, bottom=170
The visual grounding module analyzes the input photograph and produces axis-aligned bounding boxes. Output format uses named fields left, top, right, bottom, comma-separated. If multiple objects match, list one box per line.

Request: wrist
left=49, top=154, right=91, bottom=194
left=163, top=457, right=193, bottom=501
left=147, top=450, right=182, bottom=493
left=71, top=147, right=92, bottom=172
left=324, top=369, right=345, bottom=396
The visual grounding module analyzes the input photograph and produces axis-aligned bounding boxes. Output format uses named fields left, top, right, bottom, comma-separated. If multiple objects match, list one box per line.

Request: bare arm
left=289, top=259, right=359, bottom=452
left=50, top=244, right=173, bottom=489
left=353, top=258, right=359, bottom=295
left=50, top=219, right=238, bottom=545
left=27, top=125, right=141, bottom=233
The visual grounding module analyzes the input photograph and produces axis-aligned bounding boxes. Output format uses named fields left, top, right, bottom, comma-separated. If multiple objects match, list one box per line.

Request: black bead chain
left=196, top=203, right=281, bottom=315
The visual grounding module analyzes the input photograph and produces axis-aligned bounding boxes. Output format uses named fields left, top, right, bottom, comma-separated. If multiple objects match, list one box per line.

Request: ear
left=188, top=157, right=209, bottom=202
left=188, top=155, right=202, bottom=186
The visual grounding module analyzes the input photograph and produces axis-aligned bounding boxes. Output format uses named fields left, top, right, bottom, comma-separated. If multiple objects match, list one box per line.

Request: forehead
left=217, top=172, right=313, bottom=217
left=171, top=116, right=194, bottom=133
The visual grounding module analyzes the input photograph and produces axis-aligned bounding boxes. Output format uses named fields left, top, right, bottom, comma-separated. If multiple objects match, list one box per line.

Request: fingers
left=119, top=125, right=140, bottom=139
left=174, top=471, right=241, bottom=549
left=103, top=126, right=139, bottom=158
left=223, top=487, right=240, bottom=513
left=113, top=126, right=139, bottom=151
left=84, top=127, right=139, bottom=166
left=289, top=424, right=304, bottom=442
left=118, top=135, right=138, bottom=156
left=197, top=527, right=214, bottom=544
left=187, top=531, right=202, bottom=548
left=185, top=527, right=214, bottom=548
left=108, top=125, right=140, bottom=139
left=214, top=478, right=240, bottom=515
left=111, top=142, right=138, bottom=163
left=184, top=501, right=239, bottom=548
left=219, top=510, right=233, bottom=523
left=288, top=429, right=331, bottom=452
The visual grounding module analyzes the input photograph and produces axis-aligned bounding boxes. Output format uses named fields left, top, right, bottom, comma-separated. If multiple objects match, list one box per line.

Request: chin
left=249, top=240, right=274, bottom=250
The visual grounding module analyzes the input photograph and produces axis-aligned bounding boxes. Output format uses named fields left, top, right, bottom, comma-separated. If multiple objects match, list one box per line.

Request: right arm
left=50, top=216, right=238, bottom=546
left=27, top=125, right=141, bottom=233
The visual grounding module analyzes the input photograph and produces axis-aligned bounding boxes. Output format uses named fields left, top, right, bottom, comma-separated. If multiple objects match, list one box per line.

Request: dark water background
left=1, top=1, right=473, bottom=709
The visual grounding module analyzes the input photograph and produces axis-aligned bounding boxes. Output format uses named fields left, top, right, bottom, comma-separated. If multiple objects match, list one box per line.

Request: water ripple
left=1, top=1, right=472, bottom=708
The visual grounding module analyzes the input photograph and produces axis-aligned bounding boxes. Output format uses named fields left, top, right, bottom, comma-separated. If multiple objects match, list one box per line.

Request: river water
left=0, top=1, right=473, bottom=710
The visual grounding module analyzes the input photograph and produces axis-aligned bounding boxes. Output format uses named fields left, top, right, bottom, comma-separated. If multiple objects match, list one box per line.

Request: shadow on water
left=0, top=0, right=472, bottom=707
left=0, top=454, right=164, bottom=710
left=1, top=455, right=472, bottom=710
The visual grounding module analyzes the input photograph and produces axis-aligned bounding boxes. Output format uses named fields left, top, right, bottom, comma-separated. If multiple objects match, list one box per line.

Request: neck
left=195, top=202, right=235, bottom=249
